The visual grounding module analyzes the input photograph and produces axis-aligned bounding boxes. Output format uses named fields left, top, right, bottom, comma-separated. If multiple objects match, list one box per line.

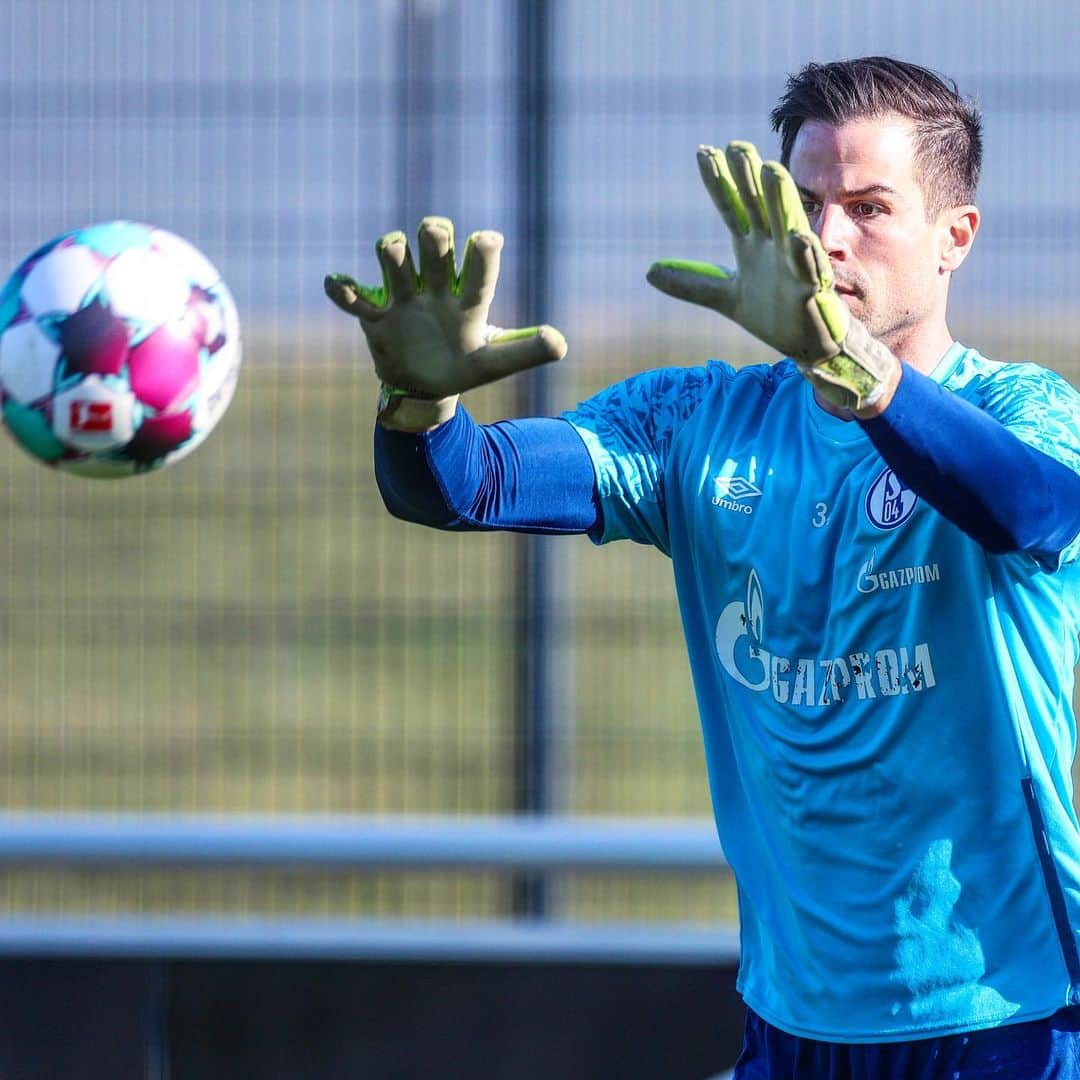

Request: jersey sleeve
left=562, top=362, right=732, bottom=554
left=374, top=409, right=600, bottom=534
left=977, top=364, right=1080, bottom=564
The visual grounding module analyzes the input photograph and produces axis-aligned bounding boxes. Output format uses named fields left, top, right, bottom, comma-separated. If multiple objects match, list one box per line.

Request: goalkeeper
left=326, top=57, right=1080, bottom=1078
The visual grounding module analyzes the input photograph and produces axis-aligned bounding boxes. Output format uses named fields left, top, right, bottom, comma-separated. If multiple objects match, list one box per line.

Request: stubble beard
left=843, top=291, right=919, bottom=354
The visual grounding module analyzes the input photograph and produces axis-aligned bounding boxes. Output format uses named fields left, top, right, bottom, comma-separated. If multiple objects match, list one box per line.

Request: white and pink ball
left=0, top=221, right=241, bottom=477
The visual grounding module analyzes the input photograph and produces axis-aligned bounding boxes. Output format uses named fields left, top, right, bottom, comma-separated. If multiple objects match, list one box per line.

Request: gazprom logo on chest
left=714, top=568, right=937, bottom=706
left=865, top=467, right=918, bottom=530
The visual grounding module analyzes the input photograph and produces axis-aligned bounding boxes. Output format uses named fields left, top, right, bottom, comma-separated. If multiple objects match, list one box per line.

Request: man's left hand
left=646, top=141, right=898, bottom=413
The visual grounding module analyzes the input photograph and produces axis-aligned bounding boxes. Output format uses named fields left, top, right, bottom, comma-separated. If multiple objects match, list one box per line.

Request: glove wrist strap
left=806, top=317, right=899, bottom=411
left=836, top=317, right=898, bottom=408
left=377, top=385, right=459, bottom=431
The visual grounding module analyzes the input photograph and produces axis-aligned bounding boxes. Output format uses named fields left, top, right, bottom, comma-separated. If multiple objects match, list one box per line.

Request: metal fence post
left=512, top=0, right=573, bottom=919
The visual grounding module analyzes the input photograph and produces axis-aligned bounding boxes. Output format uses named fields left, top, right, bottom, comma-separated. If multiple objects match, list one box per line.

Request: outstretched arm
left=646, top=141, right=1080, bottom=563
left=861, top=364, right=1080, bottom=563
left=326, top=216, right=599, bottom=533
left=375, top=407, right=600, bottom=534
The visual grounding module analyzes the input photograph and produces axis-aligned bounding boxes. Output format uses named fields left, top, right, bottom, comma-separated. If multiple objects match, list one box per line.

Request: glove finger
left=323, top=273, right=387, bottom=321
left=375, top=230, right=419, bottom=302
left=761, top=161, right=813, bottom=242
left=809, top=231, right=834, bottom=291
left=785, top=229, right=835, bottom=294
left=457, top=230, right=504, bottom=310
left=783, top=232, right=825, bottom=288
left=646, top=259, right=738, bottom=317
left=696, top=146, right=750, bottom=237
left=760, top=165, right=834, bottom=292
left=417, top=216, right=456, bottom=294
left=725, top=141, right=769, bottom=236
left=469, top=325, right=568, bottom=386
left=812, top=289, right=848, bottom=349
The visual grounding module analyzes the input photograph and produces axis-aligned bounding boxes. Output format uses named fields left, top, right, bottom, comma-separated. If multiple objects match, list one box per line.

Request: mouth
left=834, top=285, right=863, bottom=303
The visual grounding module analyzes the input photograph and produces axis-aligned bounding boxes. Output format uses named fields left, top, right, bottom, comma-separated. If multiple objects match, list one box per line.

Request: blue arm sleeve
left=859, top=364, right=1080, bottom=560
left=373, top=406, right=601, bottom=534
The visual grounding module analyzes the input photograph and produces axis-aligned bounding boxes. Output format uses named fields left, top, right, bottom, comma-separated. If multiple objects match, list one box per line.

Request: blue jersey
left=563, top=342, right=1080, bottom=1042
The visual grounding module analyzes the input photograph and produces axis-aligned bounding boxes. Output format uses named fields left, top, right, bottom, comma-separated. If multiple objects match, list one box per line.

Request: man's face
left=787, top=115, right=950, bottom=349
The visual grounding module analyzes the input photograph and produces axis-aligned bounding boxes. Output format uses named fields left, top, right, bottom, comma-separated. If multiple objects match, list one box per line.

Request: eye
left=853, top=202, right=883, bottom=218
left=800, top=198, right=821, bottom=217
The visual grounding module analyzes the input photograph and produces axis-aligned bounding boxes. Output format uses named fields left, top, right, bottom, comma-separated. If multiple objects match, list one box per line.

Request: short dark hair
left=770, top=57, right=982, bottom=218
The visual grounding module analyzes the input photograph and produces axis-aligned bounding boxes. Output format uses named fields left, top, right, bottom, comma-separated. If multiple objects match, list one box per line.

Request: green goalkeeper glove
left=325, top=217, right=567, bottom=430
left=646, top=141, right=897, bottom=412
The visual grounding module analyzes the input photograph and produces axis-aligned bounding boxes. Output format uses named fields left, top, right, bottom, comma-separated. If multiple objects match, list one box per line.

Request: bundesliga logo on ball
left=0, top=221, right=241, bottom=477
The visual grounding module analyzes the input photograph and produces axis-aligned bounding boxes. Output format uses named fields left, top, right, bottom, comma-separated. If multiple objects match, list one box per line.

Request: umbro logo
left=714, top=476, right=762, bottom=500
left=712, top=473, right=762, bottom=515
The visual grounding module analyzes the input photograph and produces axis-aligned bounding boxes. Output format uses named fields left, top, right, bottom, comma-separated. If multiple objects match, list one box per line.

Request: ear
left=939, top=205, right=979, bottom=273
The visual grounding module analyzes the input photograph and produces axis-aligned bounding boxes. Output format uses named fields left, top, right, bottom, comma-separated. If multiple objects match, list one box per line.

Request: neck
left=885, top=320, right=955, bottom=377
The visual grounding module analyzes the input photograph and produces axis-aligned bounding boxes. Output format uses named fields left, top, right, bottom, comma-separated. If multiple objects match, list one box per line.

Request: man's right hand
left=325, top=217, right=567, bottom=430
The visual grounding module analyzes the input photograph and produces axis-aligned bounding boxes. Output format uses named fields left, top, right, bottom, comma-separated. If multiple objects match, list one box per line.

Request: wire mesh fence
left=0, top=0, right=1077, bottom=923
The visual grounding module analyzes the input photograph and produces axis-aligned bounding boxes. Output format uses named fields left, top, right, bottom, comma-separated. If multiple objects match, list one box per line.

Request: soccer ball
left=0, top=221, right=241, bottom=477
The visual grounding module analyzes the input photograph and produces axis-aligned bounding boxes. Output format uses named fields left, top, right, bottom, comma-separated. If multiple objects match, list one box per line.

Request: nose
left=815, top=204, right=851, bottom=260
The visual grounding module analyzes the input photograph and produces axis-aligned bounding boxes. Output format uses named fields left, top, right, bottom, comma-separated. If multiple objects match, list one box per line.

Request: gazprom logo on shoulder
left=865, top=467, right=918, bottom=530
left=712, top=474, right=762, bottom=515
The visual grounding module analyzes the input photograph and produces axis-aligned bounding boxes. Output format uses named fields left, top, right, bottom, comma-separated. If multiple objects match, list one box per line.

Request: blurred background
left=0, top=0, right=1078, bottom=1074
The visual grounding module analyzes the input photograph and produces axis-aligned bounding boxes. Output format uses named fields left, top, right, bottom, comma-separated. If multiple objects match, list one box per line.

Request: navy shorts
left=734, top=1005, right=1080, bottom=1079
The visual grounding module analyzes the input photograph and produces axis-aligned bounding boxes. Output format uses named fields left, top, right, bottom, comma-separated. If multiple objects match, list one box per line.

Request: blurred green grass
left=0, top=327, right=1076, bottom=924
left=0, top=345, right=712, bottom=920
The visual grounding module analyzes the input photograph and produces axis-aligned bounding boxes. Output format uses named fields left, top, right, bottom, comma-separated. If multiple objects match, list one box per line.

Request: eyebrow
left=796, top=183, right=901, bottom=201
